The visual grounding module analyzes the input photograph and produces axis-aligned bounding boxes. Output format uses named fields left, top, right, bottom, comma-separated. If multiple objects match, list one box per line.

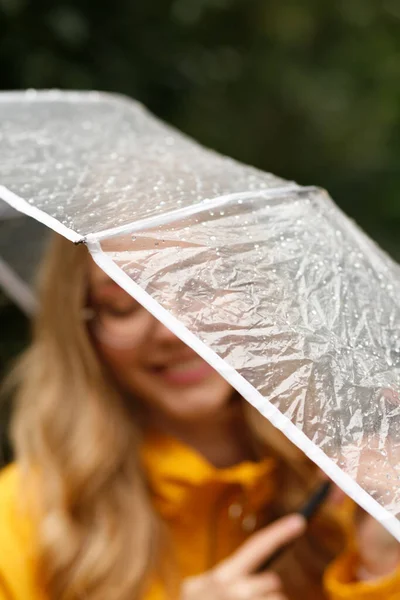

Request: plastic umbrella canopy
left=1, top=90, right=400, bottom=540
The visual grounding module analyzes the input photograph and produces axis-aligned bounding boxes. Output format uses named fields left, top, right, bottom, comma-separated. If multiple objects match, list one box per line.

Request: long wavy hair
left=10, top=235, right=344, bottom=600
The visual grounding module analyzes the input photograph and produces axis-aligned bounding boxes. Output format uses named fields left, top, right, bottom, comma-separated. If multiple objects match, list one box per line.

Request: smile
left=152, top=357, right=215, bottom=386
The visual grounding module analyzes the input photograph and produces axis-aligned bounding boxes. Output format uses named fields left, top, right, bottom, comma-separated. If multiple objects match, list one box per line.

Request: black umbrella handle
left=256, top=480, right=332, bottom=572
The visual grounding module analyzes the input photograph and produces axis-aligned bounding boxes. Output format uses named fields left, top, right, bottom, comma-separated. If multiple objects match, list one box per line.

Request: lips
left=152, top=355, right=215, bottom=386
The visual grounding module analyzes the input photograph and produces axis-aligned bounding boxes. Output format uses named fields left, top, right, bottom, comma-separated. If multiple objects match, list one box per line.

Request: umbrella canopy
left=1, top=90, right=400, bottom=540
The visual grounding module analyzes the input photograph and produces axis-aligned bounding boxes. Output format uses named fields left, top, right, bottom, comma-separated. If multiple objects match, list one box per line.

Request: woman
left=0, top=234, right=399, bottom=600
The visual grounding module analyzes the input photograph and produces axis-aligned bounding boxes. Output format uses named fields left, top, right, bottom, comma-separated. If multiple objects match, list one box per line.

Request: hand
left=355, top=510, right=400, bottom=581
left=343, top=439, right=400, bottom=581
left=181, top=514, right=305, bottom=599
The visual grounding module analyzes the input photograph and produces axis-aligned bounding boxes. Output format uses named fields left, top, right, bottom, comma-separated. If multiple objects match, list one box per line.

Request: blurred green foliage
left=0, top=0, right=400, bottom=458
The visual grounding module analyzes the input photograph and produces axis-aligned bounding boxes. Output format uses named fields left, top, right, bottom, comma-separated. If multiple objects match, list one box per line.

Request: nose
left=150, top=317, right=180, bottom=344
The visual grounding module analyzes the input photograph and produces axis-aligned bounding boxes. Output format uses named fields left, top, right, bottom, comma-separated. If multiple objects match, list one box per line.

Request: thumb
left=356, top=513, right=400, bottom=579
left=216, top=514, right=306, bottom=578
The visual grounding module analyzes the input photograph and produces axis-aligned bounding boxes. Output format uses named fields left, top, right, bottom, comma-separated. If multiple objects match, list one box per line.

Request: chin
left=124, top=366, right=233, bottom=421
left=151, top=380, right=233, bottom=423
left=170, top=395, right=228, bottom=422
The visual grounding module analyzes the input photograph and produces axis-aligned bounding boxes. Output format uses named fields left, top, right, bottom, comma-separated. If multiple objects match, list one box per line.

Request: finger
left=234, top=573, right=282, bottom=597
left=217, top=514, right=306, bottom=578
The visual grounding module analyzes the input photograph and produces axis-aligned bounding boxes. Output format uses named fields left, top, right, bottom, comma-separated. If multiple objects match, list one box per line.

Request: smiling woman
left=0, top=233, right=399, bottom=600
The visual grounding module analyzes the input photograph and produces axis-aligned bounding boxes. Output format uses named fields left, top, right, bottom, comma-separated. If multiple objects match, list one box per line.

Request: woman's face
left=88, top=262, right=233, bottom=422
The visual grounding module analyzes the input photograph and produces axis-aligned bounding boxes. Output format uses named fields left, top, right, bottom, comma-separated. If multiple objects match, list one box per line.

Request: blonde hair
left=11, top=236, right=158, bottom=599
left=10, top=235, right=343, bottom=599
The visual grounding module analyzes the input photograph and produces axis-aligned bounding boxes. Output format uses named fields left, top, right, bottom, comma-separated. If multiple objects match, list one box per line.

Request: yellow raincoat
left=0, top=433, right=399, bottom=599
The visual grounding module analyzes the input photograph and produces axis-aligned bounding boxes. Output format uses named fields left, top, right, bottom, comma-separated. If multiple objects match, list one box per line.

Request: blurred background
left=0, top=0, right=400, bottom=460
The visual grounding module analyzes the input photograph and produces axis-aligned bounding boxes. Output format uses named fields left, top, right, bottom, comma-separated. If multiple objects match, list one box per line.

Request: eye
left=98, top=303, right=141, bottom=319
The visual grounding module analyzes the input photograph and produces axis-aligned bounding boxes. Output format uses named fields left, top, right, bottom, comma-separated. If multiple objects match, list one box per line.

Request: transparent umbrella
left=1, top=90, right=400, bottom=540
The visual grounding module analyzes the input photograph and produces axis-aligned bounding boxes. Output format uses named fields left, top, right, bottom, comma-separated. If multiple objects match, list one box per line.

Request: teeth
left=164, top=358, right=204, bottom=373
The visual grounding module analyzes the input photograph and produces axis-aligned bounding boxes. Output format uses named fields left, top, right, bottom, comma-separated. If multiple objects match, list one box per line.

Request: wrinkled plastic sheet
left=1, top=91, right=400, bottom=539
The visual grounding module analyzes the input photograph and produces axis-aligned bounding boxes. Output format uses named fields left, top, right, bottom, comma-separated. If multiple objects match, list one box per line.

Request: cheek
left=96, top=344, right=171, bottom=406
left=97, top=344, right=143, bottom=388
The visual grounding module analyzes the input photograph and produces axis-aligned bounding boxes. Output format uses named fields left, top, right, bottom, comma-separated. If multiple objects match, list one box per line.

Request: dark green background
left=1, top=0, right=399, bottom=458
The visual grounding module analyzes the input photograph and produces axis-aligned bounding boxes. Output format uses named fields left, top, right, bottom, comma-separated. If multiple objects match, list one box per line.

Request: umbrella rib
left=85, top=184, right=317, bottom=243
